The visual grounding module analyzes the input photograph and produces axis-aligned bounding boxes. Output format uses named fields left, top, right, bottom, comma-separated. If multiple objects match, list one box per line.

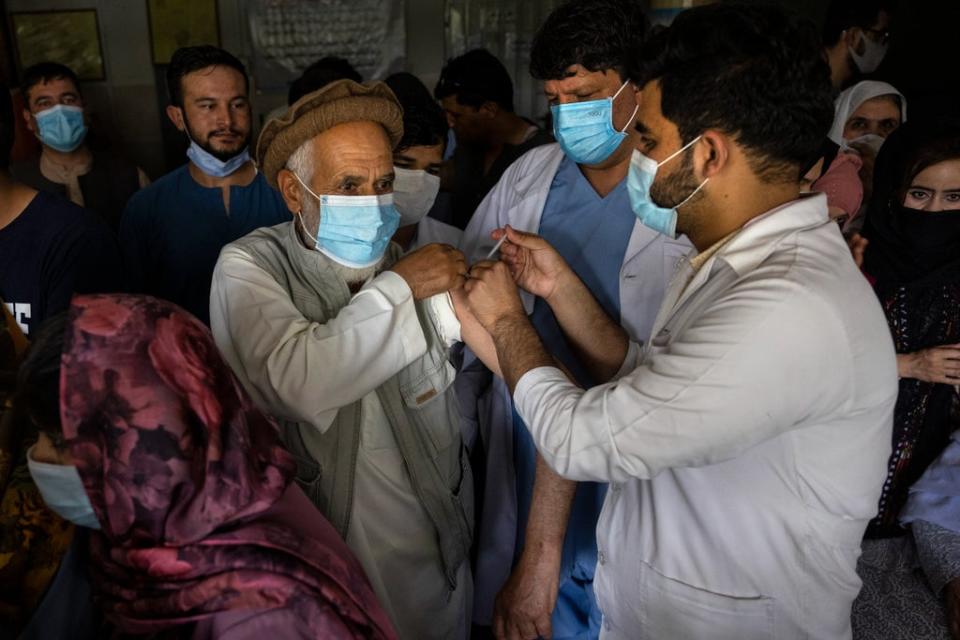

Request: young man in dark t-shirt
left=434, top=49, right=554, bottom=230
left=0, top=81, right=122, bottom=337
left=10, top=62, right=147, bottom=233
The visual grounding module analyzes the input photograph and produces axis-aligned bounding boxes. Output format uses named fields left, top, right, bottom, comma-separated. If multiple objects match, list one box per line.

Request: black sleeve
left=42, top=214, right=126, bottom=320
left=117, top=196, right=148, bottom=293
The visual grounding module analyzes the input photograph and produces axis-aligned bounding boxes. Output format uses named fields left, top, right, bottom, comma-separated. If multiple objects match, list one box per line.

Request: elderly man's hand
left=464, top=260, right=526, bottom=333
left=390, top=243, right=467, bottom=300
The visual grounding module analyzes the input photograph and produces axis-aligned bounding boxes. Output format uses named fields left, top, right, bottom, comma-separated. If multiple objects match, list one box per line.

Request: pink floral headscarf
left=59, top=294, right=396, bottom=638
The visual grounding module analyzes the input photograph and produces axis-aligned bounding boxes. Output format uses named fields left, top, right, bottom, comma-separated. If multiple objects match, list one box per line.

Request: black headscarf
left=859, top=119, right=960, bottom=538
left=862, top=120, right=960, bottom=287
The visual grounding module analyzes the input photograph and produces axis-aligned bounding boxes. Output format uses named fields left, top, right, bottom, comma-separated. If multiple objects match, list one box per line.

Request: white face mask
left=850, top=30, right=889, bottom=74
left=392, top=167, right=441, bottom=227
left=846, top=132, right=886, bottom=156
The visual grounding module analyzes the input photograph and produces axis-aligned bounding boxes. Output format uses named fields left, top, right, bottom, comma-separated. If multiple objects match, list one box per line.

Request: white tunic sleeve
left=210, top=244, right=429, bottom=433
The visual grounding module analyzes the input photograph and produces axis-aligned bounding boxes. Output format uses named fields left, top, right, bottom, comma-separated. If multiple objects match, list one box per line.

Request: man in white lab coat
left=458, top=2, right=689, bottom=637
left=462, top=4, right=899, bottom=639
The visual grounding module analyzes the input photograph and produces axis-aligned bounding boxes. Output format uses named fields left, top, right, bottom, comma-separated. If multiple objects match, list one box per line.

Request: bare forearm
left=452, top=287, right=502, bottom=377
left=547, top=269, right=629, bottom=383
left=490, top=314, right=554, bottom=394
left=523, top=454, right=577, bottom=554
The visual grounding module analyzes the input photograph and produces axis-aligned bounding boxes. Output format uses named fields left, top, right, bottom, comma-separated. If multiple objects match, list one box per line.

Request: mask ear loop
left=295, top=209, right=320, bottom=250
left=659, top=135, right=709, bottom=210
left=675, top=177, right=710, bottom=211
left=611, top=80, right=640, bottom=134
left=293, top=172, right=324, bottom=250
left=657, top=134, right=704, bottom=168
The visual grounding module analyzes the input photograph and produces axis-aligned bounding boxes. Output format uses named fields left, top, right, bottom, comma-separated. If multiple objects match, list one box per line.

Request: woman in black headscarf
left=854, top=120, right=960, bottom=639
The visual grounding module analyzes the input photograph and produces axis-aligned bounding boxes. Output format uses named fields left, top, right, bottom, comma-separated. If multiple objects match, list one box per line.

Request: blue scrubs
left=513, top=155, right=636, bottom=639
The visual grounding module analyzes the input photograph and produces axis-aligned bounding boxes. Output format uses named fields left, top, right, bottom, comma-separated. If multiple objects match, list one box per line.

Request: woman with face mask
left=829, top=80, right=908, bottom=150
left=853, top=120, right=960, bottom=640
left=15, top=294, right=396, bottom=639
left=828, top=80, right=908, bottom=226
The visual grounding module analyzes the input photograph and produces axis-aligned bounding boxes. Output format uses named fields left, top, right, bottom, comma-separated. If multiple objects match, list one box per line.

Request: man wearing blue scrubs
left=120, top=46, right=288, bottom=324
left=459, top=1, right=691, bottom=637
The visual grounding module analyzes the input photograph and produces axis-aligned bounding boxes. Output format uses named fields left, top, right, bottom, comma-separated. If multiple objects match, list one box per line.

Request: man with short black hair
left=458, top=2, right=689, bottom=637
left=0, top=80, right=122, bottom=337
left=463, top=4, right=898, bottom=637
left=119, top=45, right=288, bottom=324
left=385, top=72, right=461, bottom=252
left=435, top=49, right=552, bottom=229
left=11, top=62, right=147, bottom=231
left=289, top=56, right=362, bottom=106
left=823, top=0, right=894, bottom=89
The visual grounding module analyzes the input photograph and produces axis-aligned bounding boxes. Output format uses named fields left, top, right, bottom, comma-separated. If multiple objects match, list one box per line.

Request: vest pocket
left=400, top=360, right=458, bottom=454
left=282, top=423, right=325, bottom=509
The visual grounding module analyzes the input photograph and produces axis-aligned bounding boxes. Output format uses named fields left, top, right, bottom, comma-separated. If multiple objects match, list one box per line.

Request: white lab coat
left=458, top=142, right=691, bottom=622
left=513, top=194, right=899, bottom=639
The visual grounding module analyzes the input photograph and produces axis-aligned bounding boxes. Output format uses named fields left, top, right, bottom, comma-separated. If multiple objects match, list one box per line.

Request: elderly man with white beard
left=209, top=80, right=479, bottom=640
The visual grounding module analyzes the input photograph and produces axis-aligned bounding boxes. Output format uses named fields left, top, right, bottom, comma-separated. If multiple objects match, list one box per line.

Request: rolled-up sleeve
left=211, top=246, right=428, bottom=432
left=514, top=279, right=855, bottom=483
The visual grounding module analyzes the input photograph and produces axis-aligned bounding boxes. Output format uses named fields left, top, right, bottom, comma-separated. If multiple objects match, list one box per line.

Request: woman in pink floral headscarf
left=16, top=294, right=397, bottom=639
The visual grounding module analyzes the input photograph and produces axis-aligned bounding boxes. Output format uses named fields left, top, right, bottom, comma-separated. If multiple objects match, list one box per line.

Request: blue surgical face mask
left=294, top=174, right=401, bottom=268
left=27, top=446, right=101, bottom=530
left=35, top=104, right=88, bottom=153
left=551, top=80, right=639, bottom=166
left=627, top=135, right=708, bottom=238
left=187, top=140, right=251, bottom=178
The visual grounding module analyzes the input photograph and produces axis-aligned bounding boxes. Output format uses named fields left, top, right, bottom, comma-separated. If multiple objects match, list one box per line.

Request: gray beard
left=329, top=257, right=385, bottom=286
left=296, top=209, right=386, bottom=285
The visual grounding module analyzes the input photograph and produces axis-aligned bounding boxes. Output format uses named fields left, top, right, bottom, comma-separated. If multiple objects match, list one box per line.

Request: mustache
left=208, top=128, right=245, bottom=139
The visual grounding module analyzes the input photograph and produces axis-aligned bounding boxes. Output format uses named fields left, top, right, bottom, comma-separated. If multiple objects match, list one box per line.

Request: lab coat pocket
left=640, top=561, right=775, bottom=640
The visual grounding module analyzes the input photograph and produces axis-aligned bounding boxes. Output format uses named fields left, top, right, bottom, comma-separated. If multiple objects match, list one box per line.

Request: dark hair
left=896, top=126, right=960, bottom=202
left=434, top=49, right=514, bottom=112
left=530, top=0, right=650, bottom=81
left=15, top=312, right=68, bottom=439
left=385, top=72, right=447, bottom=151
left=166, top=45, right=248, bottom=107
left=631, top=3, right=835, bottom=183
left=801, top=137, right=841, bottom=179
left=822, top=0, right=891, bottom=46
left=0, top=81, right=13, bottom=171
left=20, top=62, right=81, bottom=103
left=288, top=56, right=362, bottom=105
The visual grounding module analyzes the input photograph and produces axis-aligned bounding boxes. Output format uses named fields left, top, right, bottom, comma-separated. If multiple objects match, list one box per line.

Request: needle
left=485, top=235, right=507, bottom=260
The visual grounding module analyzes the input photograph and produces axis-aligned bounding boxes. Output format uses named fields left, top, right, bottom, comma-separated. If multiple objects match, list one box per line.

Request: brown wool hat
left=257, top=79, right=404, bottom=189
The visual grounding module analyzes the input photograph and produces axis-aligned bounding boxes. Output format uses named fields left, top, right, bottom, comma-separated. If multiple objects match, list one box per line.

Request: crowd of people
left=1, top=0, right=958, bottom=638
